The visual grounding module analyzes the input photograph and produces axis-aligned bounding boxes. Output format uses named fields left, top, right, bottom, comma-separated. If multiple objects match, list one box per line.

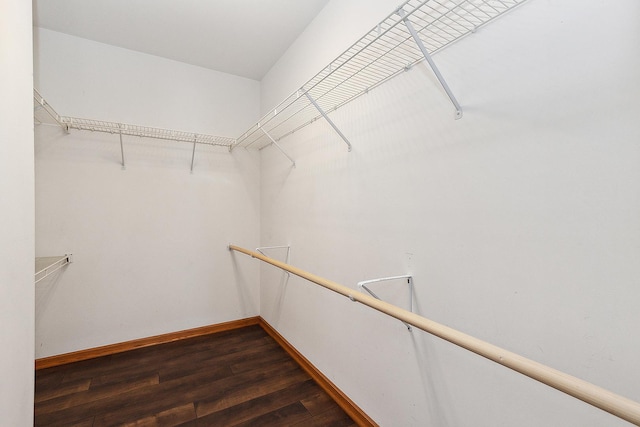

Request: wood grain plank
left=301, top=389, right=350, bottom=417
left=294, top=405, right=358, bottom=427
left=36, top=317, right=260, bottom=370
left=195, top=363, right=309, bottom=417
left=35, top=320, right=370, bottom=427
left=92, top=361, right=301, bottom=426
left=258, top=318, right=377, bottom=427
left=194, top=378, right=319, bottom=425
left=35, top=369, right=66, bottom=390
left=122, top=403, right=196, bottom=427
left=232, top=402, right=312, bottom=427
left=34, top=378, right=91, bottom=403
left=61, top=326, right=267, bottom=384
left=64, top=418, right=96, bottom=427
left=89, top=365, right=234, bottom=427
left=35, top=373, right=160, bottom=416
left=228, top=344, right=290, bottom=375
left=158, top=337, right=277, bottom=383
left=53, top=327, right=274, bottom=385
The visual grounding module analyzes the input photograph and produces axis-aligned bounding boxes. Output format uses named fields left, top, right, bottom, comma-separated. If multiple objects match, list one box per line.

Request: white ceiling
left=33, top=0, right=329, bottom=81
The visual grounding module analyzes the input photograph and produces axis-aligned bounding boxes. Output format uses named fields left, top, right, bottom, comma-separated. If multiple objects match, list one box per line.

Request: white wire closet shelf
left=62, top=118, right=236, bottom=148
left=34, top=0, right=527, bottom=160
left=33, top=89, right=236, bottom=149
left=233, top=0, right=528, bottom=151
left=34, top=88, right=236, bottom=171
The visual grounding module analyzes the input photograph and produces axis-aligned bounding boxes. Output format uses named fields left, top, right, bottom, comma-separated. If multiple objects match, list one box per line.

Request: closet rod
left=228, top=244, right=640, bottom=426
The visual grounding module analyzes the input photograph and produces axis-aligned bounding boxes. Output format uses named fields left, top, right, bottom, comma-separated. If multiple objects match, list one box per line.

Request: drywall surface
left=259, top=1, right=640, bottom=426
left=34, top=28, right=260, bottom=136
left=34, top=29, right=261, bottom=358
left=0, top=0, right=35, bottom=424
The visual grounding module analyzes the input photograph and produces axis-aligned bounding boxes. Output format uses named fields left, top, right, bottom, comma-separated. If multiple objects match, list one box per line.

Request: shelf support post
left=118, top=124, right=126, bottom=170
left=190, top=135, right=197, bottom=173
left=303, top=91, right=352, bottom=151
left=398, top=8, right=463, bottom=119
left=260, top=127, right=296, bottom=168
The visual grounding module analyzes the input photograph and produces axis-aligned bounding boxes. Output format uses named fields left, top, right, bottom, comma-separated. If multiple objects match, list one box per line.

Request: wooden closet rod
left=228, top=244, right=640, bottom=425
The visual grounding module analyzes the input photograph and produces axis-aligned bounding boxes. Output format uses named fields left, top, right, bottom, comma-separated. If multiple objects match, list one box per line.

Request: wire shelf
left=233, top=0, right=528, bottom=150
left=34, top=0, right=527, bottom=157
left=62, top=117, right=236, bottom=148
left=33, top=89, right=235, bottom=148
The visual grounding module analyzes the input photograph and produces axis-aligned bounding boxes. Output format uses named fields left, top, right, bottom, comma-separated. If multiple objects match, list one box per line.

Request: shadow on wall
left=259, top=246, right=292, bottom=327
left=229, top=249, right=258, bottom=315
left=35, top=267, right=68, bottom=350
left=35, top=269, right=66, bottom=319
left=410, top=325, right=458, bottom=427
left=271, top=267, right=291, bottom=326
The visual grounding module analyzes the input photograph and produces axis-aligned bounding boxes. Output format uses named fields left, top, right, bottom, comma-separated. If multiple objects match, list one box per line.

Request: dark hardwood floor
left=35, top=325, right=356, bottom=426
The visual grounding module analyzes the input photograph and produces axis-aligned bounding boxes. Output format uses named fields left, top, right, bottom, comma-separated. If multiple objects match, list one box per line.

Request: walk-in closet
left=2, top=0, right=640, bottom=425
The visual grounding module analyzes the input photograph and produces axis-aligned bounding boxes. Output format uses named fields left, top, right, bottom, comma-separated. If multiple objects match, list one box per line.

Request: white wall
left=260, top=1, right=640, bottom=426
left=34, top=29, right=261, bottom=358
left=0, top=0, right=35, bottom=425
left=34, top=28, right=259, bottom=137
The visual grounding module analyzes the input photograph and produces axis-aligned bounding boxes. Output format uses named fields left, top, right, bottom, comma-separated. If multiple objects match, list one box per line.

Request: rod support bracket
left=358, top=275, right=414, bottom=331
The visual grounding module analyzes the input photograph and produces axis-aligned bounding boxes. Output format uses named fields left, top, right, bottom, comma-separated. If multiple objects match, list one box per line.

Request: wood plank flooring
left=35, top=325, right=356, bottom=427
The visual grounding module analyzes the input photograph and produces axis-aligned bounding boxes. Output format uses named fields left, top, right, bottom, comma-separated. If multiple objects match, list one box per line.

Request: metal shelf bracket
left=304, top=91, right=352, bottom=151
left=358, top=275, right=414, bottom=331
left=190, top=134, right=197, bottom=173
left=256, top=245, right=292, bottom=279
left=397, top=7, right=463, bottom=119
left=256, top=245, right=291, bottom=263
left=33, top=88, right=69, bottom=132
left=35, top=254, right=73, bottom=284
left=259, top=126, right=296, bottom=167
left=118, top=125, right=126, bottom=170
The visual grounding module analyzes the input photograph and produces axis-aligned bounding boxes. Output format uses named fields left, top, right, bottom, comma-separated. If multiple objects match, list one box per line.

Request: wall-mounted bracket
left=256, top=245, right=291, bottom=259
left=397, top=8, right=463, bottom=120
left=256, top=245, right=291, bottom=278
left=358, top=275, right=413, bottom=331
left=33, top=88, right=70, bottom=132
left=35, top=254, right=73, bottom=284
left=259, top=127, right=296, bottom=167
left=303, top=91, right=352, bottom=152
left=118, top=125, right=126, bottom=170
left=190, top=134, right=197, bottom=173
